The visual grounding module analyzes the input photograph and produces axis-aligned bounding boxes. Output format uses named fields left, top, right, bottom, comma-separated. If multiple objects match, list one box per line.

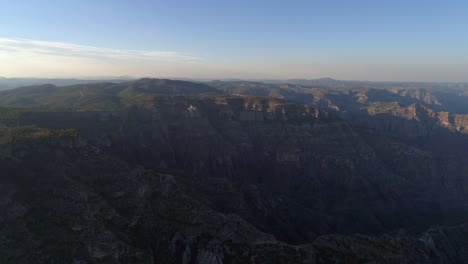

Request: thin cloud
left=0, top=37, right=200, bottom=63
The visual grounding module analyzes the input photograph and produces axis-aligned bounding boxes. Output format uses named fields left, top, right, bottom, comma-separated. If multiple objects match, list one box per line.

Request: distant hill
left=0, top=77, right=134, bottom=91
left=263, top=78, right=468, bottom=90
left=0, top=78, right=219, bottom=109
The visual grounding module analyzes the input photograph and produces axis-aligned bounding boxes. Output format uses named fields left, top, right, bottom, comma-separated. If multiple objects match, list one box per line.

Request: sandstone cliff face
left=213, top=82, right=468, bottom=230
left=214, top=82, right=468, bottom=135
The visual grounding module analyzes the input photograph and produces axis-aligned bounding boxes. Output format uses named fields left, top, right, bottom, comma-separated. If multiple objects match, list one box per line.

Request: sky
left=0, top=0, right=467, bottom=81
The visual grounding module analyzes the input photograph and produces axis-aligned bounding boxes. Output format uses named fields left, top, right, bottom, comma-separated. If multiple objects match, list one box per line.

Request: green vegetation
left=0, top=126, right=78, bottom=144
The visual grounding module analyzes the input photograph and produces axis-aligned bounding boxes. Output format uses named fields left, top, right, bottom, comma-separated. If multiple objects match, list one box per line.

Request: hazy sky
left=1, top=0, right=468, bottom=81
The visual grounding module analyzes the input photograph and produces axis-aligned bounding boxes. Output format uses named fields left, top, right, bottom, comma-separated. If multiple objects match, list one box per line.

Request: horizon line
left=1, top=75, right=467, bottom=84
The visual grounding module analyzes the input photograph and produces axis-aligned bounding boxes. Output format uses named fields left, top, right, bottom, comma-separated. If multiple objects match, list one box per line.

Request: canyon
left=1, top=78, right=468, bottom=263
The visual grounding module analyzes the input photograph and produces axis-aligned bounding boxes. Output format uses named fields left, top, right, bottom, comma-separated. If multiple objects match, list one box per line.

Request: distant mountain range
left=0, top=77, right=135, bottom=91
left=2, top=76, right=467, bottom=92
